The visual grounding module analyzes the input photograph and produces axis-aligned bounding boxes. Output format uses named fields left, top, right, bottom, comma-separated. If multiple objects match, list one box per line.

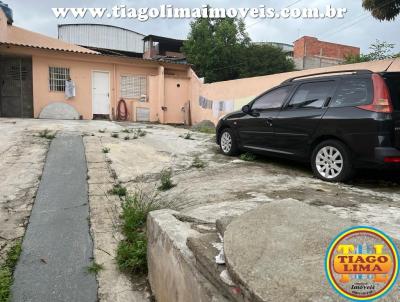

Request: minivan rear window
left=330, top=78, right=372, bottom=108
left=383, top=74, right=400, bottom=111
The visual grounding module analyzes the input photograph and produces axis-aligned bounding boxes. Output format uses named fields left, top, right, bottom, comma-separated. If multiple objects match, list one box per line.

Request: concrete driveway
left=1, top=118, right=399, bottom=301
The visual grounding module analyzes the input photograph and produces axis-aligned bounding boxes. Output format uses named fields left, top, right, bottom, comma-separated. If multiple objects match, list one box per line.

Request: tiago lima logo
left=326, top=226, right=398, bottom=301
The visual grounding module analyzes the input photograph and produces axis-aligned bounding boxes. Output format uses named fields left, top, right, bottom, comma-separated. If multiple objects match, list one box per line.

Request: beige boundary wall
left=190, top=58, right=400, bottom=126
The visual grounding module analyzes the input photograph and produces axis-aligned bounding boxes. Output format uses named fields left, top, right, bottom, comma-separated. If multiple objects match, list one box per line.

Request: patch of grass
left=158, top=168, right=176, bottom=191
left=121, top=128, right=134, bottom=133
left=116, top=189, right=170, bottom=275
left=98, top=129, right=106, bottom=133
left=196, top=126, right=215, bottom=134
left=136, top=129, right=146, bottom=137
left=0, top=241, right=22, bottom=302
left=102, top=147, right=110, bottom=153
left=86, top=262, right=104, bottom=274
left=240, top=152, right=257, bottom=161
left=38, top=129, right=56, bottom=140
left=192, top=156, right=206, bottom=169
left=116, top=235, right=147, bottom=275
left=108, top=184, right=127, bottom=197
left=111, top=133, right=119, bottom=138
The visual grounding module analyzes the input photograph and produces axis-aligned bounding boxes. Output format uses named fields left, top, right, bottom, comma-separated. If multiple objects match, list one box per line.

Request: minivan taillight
left=357, top=73, right=393, bottom=113
left=384, top=157, right=400, bottom=163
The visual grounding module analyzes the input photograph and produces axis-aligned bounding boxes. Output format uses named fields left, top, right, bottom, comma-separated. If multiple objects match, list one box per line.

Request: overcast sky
left=5, top=0, right=400, bottom=53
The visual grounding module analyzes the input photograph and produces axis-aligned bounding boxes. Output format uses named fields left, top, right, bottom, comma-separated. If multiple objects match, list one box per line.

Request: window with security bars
left=120, top=75, right=147, bottom=99
left=49, top=67, right=70, bottom=92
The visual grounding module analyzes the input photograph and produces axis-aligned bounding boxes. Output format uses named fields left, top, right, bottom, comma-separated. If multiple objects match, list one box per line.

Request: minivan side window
left=330, top=78, right=372, bottom=108
left=286, top=81, right=335, bottom=109
left=251, top=86, right=291, bottom=110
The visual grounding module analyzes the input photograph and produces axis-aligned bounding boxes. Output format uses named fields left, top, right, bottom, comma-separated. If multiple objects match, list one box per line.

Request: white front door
left=92, top=71, right=110, bottom=115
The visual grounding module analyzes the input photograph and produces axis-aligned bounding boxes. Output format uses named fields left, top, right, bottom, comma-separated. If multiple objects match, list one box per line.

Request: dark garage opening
left=0, top=55, right=33, bottom=118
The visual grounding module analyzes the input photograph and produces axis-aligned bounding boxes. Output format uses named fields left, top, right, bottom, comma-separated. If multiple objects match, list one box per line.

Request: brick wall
left=293, top=36, right=360, bottom=60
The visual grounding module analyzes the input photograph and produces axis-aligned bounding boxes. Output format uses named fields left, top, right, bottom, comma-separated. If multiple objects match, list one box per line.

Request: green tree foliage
left=182, top=13, right=294, bottom=83
left=362, top=0, right=400, bottom=21
left=367, top=40, right=396, bottom=60
left=344, top=54, right=372, bottom=64
left=344, top=40, right=397, bottom=64
left=239, top=44, right=295, bottom=78
left=182, top=16, right=250, bottom=83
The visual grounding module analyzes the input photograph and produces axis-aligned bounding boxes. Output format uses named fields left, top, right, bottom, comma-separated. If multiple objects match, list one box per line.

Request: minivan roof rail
left=282, top=69, right=373, bottom=84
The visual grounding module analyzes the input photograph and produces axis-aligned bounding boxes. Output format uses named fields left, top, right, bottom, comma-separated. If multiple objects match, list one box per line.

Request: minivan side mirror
left=242, top=104, right=260, bottom=117
left=242, top=105, right=251, bottom=114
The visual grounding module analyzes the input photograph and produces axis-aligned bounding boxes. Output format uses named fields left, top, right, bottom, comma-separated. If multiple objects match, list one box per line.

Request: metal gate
left=0, top=56, right=33, bottom=118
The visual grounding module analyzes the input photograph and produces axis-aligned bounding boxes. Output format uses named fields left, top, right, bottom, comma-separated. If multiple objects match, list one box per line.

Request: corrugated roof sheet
left=1, top=25, right=99, bottom=54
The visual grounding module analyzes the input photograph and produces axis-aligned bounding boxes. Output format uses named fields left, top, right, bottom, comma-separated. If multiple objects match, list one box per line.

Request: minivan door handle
left=266, top=119, right=273, bottom=127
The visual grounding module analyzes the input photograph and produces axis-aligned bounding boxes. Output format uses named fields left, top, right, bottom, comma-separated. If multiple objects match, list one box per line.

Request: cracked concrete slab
left=2, top=118, right=400, bottom=302
left=223, top=199, right=400, bottom=302
left=83, top=136, right=150, bottom=302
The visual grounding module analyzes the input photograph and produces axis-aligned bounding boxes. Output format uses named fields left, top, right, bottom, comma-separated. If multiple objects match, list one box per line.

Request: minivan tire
left=219, top=128, right=239, bottom=156
left=311, top=140, right=354, bottom=182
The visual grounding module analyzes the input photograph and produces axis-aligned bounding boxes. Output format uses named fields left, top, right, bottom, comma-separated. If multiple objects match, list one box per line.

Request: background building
left=293, top=36, right=360, bottom=70
left=58, top=24, right=145, bottom=57
left=58, top=24, right=186, bottom=62
left=143, top=35, right=186, bottom=63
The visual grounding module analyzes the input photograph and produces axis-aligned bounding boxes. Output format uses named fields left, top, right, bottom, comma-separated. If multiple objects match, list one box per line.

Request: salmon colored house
left=0, top=7, right=193, bottom=123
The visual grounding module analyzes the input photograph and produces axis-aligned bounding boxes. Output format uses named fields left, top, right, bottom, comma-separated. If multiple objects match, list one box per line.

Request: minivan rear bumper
left=374, top=147, right=400, bottom=166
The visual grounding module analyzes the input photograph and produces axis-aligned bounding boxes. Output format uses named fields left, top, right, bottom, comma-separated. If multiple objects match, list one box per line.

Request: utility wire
left=318, top=0, right=397, bottom=38
left=200, top=0, right=398, bottom=74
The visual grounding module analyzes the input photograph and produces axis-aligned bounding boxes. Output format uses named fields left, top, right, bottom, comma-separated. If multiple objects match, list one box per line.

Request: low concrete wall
left=147, top=209, right=228, bottom=302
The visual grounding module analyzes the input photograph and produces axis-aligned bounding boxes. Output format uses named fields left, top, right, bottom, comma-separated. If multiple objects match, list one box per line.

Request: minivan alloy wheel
left=315, top=146, right=343, bottom=179
left=221, top=132, right=233, bottom=153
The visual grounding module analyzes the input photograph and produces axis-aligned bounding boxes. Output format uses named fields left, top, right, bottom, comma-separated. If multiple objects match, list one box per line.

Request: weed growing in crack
left=86, top=262, right=104, bottom=274
left=136, top=129, right=146, bottom=137
left=116, top=189, right=172, bottom=275
left=109, top=184, right=127, bottom=197
left=180, top=132, right=194, bottom=140
left=0, top=241, right=22, bottom=301
left=240, top=152, right=256, bottom=161
left=195, top=126, right=215, bottom=134
left=102, top=147, right=110, bottom=154
left=158, top=168, right=176, bottom=191
left=38, top=129, right=56, bottom=140
left=192, top=156, right=206, bottom=169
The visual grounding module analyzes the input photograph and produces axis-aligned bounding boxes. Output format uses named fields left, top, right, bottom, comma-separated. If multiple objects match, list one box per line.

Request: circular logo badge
left=326, top=226, right=399, bottom=301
